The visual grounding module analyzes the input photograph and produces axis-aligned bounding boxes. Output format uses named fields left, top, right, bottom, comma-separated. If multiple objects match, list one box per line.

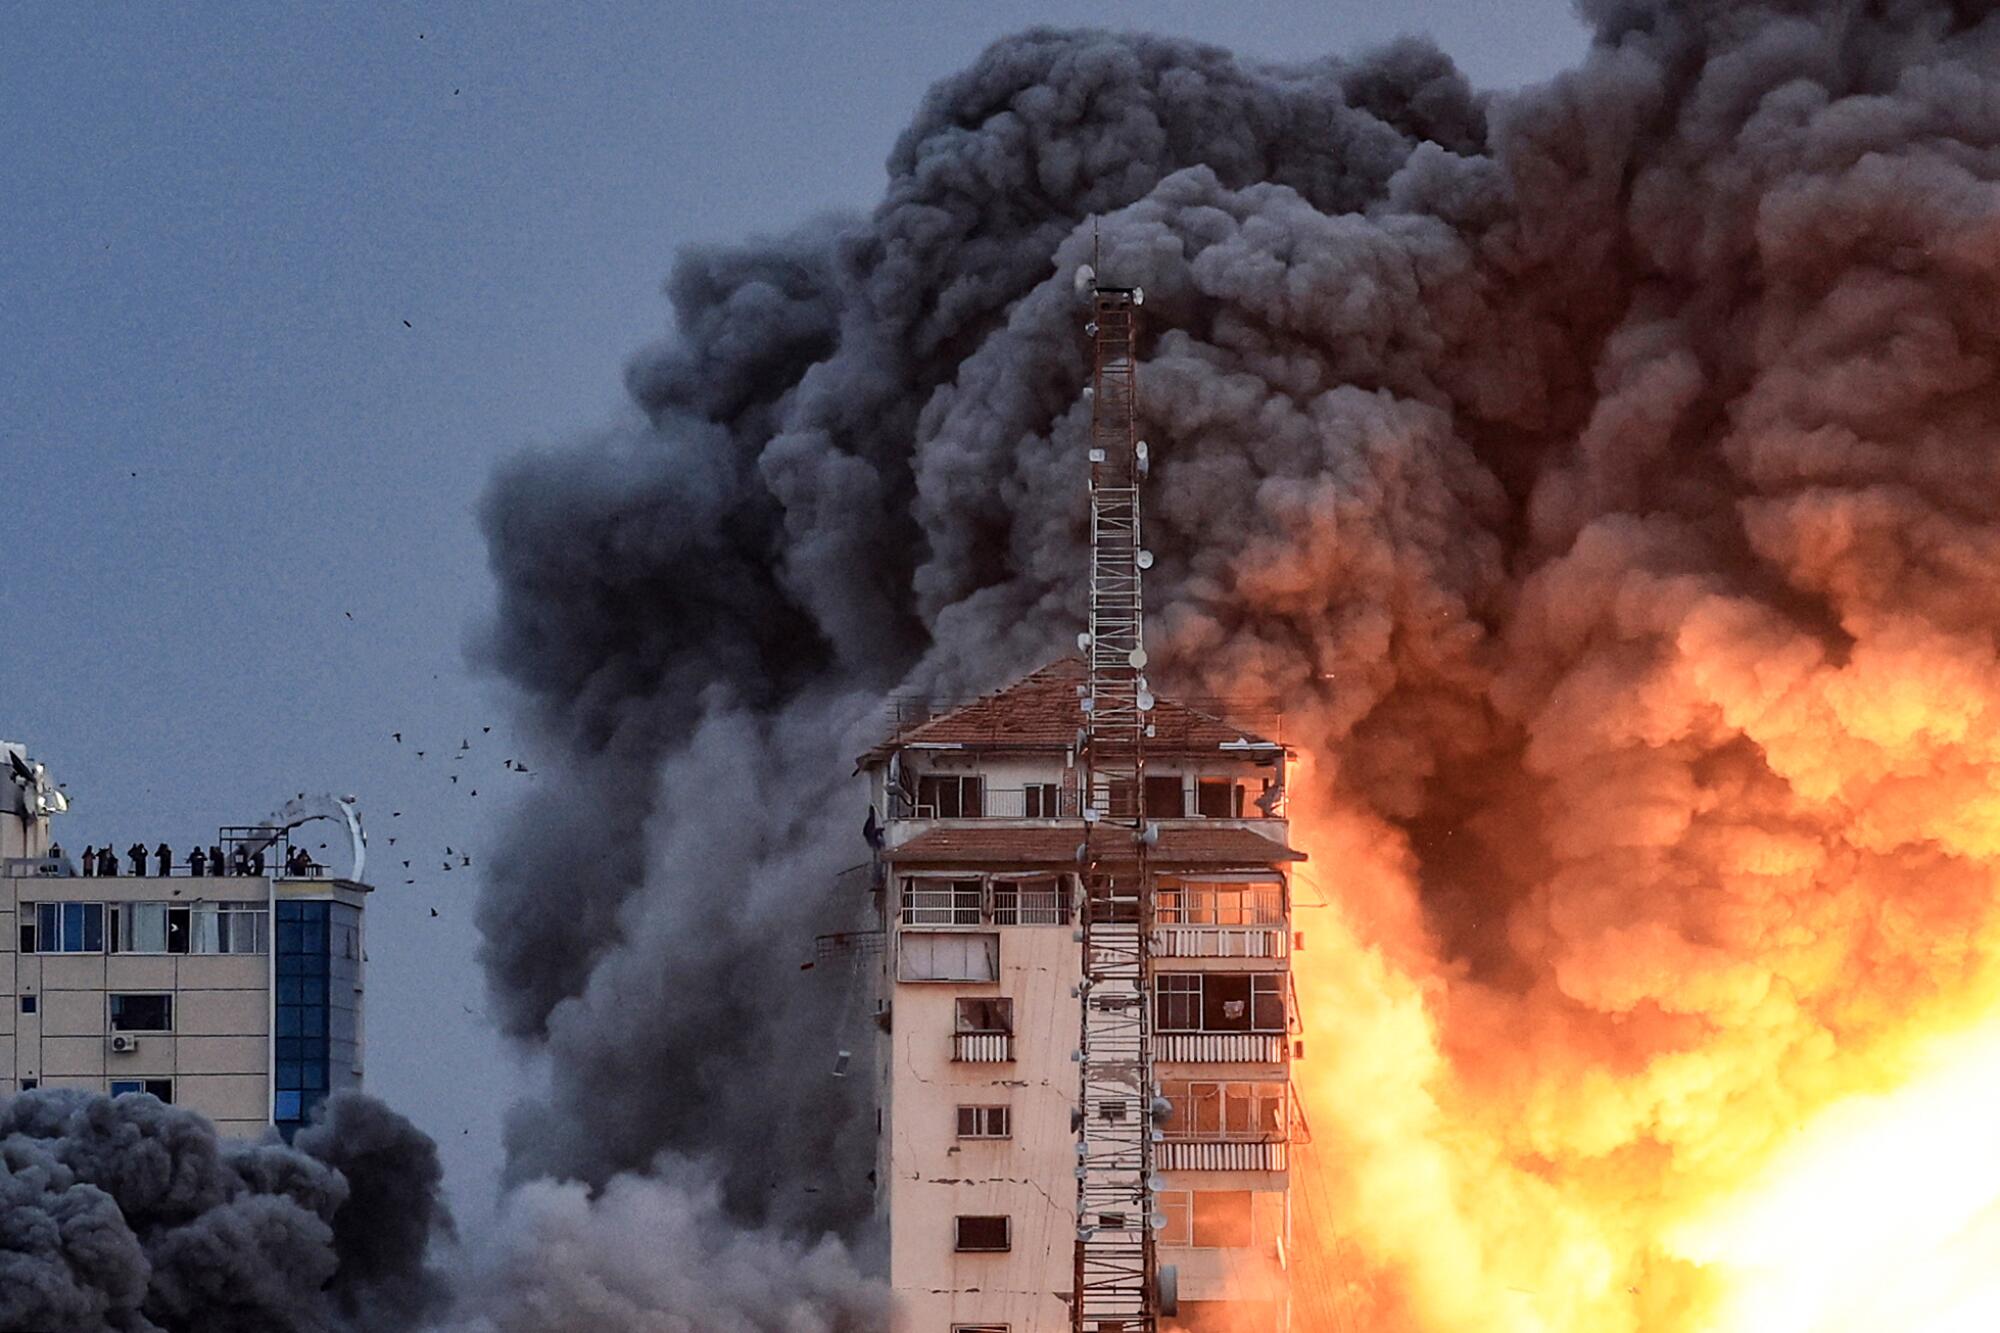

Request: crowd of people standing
left=59, top=841, right=321, bottom=878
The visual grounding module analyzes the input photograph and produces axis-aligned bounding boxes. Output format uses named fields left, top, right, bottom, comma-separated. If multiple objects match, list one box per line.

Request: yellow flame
left=1669, top=1015, right=2000, bottom=1333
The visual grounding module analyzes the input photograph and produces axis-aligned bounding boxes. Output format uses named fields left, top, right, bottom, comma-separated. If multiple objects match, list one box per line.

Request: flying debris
left=393, top=732, right=402, bottom=743
left=416, top=751, right=426, bottom=759
left=450, top=776, right=458, bottom=785
left=429, top=907, right=438, bottom=917
left=482, top=726, right=491, bottom=733
left=402, top=319, right=412, bottom=328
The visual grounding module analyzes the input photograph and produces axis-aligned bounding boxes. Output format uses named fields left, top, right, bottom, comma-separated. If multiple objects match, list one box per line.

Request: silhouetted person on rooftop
left=250, top=848, right=265, bottom=876
left=155, top=843, right=172, bottom=876
left=99, top=845, right=116, bottom=877
left=231, top=845, right=249, bottom=876
left=127, top=843, right=147, bottom=877
left=188, top=845, right=206, bottom=877
left=80, top=846, right=95, bottom=877
left=209, top=844, right=224, bottom=876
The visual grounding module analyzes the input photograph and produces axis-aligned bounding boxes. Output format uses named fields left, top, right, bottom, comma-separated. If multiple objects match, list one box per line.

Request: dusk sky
left=2, top=2, right=1585, bottom=1225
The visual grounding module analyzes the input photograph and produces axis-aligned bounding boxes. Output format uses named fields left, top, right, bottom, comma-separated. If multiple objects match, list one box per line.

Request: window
left=193, top=902, right=267, bottom=954
left=112, top=903, right=182, bottom=953
left=952, top=1326, right=1010, bottom=1333
left=956, top=1105, right=1011, bottom=1139
left=1157, top=881, right=1284, bottom=926
left=1153, top=974, right=1285, bottom=1032
left=19, top=1079, right=37, bottom=1091
left=109, top=994, right=173, bottom=1032
left=898, top=931, right=998, bottom=982
left=954, top=997, right=1013, bottom=1034
left=1196, top=778, right=1243, bottom=819
left=1192, top=1191, right=1254, bottom=1247
left=993, top=876, right=1067, bottom=925
left=109, top=1078, right=173, bottom=1102
left=1156, top=1190, right=1256, bottom=1249
left=917, top=773, right=984, bottom=818
left=954, top=1215, right=1011, bottom=1252
left=33, top=902, right=104, bottom=953
left=1022, top=782, right=1062, bottom=817
left=19, top=995, right=36, bottom=1015
left=902, top=878, right=981, bottom=926
left=1160, top=1081, right=1287, bottom=1140
left=1145, top=774, right=1186, bottom=817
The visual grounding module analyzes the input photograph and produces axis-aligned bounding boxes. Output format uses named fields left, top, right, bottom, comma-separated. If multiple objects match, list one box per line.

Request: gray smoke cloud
left=0, top=1090, right=448, bottom=1333
left=475, top=3, right=2000, bottom=1325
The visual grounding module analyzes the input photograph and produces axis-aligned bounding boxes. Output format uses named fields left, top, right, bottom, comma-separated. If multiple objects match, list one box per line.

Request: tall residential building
left=861, top=660, right=1302, bottom=1333
left=2, top=741, right=369, bottom=1139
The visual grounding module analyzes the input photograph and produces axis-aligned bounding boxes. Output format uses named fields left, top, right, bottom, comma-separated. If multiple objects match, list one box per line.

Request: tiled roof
left=886, top=823, right=1303, bottom=867
left=859, top=658, right=1280, bottom=763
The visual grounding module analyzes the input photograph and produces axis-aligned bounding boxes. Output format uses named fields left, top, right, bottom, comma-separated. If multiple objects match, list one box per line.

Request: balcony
left=1155, top=925, right=1289, bottom=960
left=1156, top=1034, right=1287, bottom=1064
left=952, top=1032, right=1015, bottom=1062
left=1156, top=1141, right=1289, bottom=1172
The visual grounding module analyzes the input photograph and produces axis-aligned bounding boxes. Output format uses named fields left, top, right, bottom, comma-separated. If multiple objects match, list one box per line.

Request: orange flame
left=1281, top=699, right=2000, bottom=1332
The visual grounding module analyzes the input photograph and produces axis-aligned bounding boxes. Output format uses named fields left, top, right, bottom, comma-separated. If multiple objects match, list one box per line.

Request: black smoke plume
left=0, top=1090, right=447, bottom=1333
left=477, top=3, right=2000, bottom=1326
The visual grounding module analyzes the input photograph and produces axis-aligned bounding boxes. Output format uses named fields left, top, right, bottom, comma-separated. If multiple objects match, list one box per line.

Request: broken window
left=955, top=1105, right=1011, bottom=1139
left=954, top=997, right=1013, bottom=1034
left=916, top=774, right=984, bottom=818
left=1153, top=974, right=1285, bottom=1032
left=1196, top=778, right=1243, bottom=819
left=954, top=1215, right=1011, bottom=1252
left=902, top=878, right=981, bottom=926
left=109, top=994, right=173, bottom=1032
left=898, top=932, right=998, bottom=982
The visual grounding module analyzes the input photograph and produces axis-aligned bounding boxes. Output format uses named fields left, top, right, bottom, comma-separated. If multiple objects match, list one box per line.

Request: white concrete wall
left=886, top=913, right=1083, bottom=1332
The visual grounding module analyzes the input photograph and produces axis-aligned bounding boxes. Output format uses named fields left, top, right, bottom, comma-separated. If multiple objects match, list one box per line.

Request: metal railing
left=1155, top=1141, right=1289, bottom=1171
left=952, top=1032, right=1015, bottom=1062
left=1155, top=1033, right=1287, bottom=1064
left=1154, top=925, right=1290, bottom=959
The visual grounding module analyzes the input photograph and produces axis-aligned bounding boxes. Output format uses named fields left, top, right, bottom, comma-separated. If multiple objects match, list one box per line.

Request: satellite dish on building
left=1074, top=264, right=1097, bottom=299
left=263, top=793, right=368, bottom=883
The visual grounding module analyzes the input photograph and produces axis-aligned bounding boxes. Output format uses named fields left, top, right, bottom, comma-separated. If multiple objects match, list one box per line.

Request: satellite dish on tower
left=1074, top=264, right=1097, bottom=299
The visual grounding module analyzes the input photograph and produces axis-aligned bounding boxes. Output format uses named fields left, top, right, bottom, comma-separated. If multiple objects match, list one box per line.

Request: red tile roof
left=860, top=658, right=1281, bottom=764
left=886, top=823, right=1303, bottom=867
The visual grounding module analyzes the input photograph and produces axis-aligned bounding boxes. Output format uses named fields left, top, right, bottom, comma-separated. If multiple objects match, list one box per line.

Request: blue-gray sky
left=1, top=1, right=1584, bottom=1225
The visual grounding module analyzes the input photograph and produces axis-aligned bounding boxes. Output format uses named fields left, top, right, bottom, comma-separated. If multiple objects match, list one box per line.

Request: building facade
left=861, top=660, right=1302, bottom=1333
left=2, top=742, right=368, bottom=1138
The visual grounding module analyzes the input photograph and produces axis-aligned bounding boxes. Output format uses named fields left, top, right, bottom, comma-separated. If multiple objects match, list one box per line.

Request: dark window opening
left=110, top=1078, right=173, bottom=1103
left=955, top=997, right=1013, bottom=1034
left=19, top=995, right=36, bottom=1014
left=1022, top=783, right=1063, bottom=817
left=1154, top=974, right=1285, bottom=1032
left=954, top=1215, right=1011, bottom=1252
left=1196, top=778, right=1243, bottom=819
left=917, top=774, right=984, bottom=819
left=1145, top=775, right=1185, bottom=817
left=109, top=994, right=173, bottom=1032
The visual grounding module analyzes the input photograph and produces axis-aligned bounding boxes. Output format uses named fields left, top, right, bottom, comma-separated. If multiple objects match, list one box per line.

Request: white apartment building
left=2, top=741, right=368, bottom=1139
left=860, top=659, right=1302, bottom=1333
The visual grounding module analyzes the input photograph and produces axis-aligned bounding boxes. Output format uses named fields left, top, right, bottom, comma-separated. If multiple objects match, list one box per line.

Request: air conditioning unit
left=110, top=1034, right=139, bottom=1054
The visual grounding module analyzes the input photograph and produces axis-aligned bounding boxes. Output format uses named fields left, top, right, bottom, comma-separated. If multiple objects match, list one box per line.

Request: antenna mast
left=1072, top=249, right=1160, bottom=1333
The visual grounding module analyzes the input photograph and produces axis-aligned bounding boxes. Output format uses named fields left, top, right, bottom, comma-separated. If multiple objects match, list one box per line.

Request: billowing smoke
left=476, top=2, right=2000, bottom=1327
left=0, top=1090, right=448, bottom=1333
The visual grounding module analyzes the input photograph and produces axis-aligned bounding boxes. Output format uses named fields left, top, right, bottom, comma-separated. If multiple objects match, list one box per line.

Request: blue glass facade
left=274, top=898, right=361, bottom=1139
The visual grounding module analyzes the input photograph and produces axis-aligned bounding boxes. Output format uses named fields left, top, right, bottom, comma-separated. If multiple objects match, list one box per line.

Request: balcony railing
left=1155, top=1141, right=1289, bottom=1172
left=1155, top=1033, right=1287, bottom=1064
left=952, top=1032, right=1015, bottom=1062
left=1154, top=926, right=1289, bottom=959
